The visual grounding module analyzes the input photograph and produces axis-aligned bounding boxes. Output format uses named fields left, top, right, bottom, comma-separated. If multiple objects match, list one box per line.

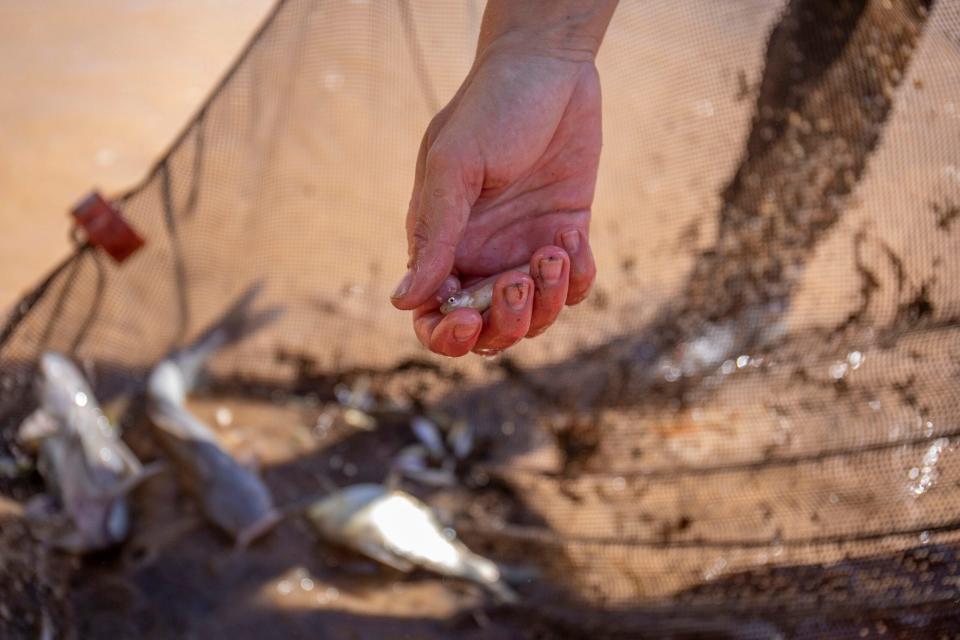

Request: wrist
left=477, top=1, right=618, bottom=63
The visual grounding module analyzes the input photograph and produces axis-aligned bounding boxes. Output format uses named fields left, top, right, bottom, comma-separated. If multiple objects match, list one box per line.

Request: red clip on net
left=70, top=192, right=145, bottom=263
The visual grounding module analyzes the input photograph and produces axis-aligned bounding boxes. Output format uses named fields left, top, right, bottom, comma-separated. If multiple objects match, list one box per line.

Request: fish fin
left=103, top=460, right=167, bottom=500
left=461, top=552, right=520, bottom=603
left=233, top=510, right=283, bottom=550
left=24, top=494, right=60, bottom=523
left=172, top=282, right=284, bottom=389
left=110, top=439, right=148, bottom=476
left=356, top=540, right=416, bottom=573
left=146, top=395, right=208, bottom=441
left=17, top=410, right=60, bottom=447
left=50, top=526, right=99, bottom=554
left=410, top=416, right=446, bottom=459
left=137, top=459, right=168, bottom=481
left=390, top=445, right=457, bottom=487
left=484, top=579, right=520, bottom=604
left=101, top=393, right=133, bottom=426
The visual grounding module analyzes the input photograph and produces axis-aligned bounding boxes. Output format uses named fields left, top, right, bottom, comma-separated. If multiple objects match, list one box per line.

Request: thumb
left=391, top=149, right=473, bottom=310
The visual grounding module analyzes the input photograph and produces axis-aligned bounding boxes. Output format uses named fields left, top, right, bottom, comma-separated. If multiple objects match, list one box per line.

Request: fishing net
left=2, top=0, right=960, bottom=637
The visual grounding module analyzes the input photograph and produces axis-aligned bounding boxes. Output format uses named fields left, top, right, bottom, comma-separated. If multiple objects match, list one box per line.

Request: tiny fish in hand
left=440, top=265, right=531, bottom=315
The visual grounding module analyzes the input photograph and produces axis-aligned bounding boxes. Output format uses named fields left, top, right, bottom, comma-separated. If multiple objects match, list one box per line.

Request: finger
left=392, top=147, right=479, bottom=311
left=473, top=272, right=534, bottom=353
left=556, top=228, right=596, bottom=305
left=404, top=131, right=430, bottom=225
left=527, top=246, right=570, bottom=337
left=418, top=308, right=483, bottom=357
left=404, top=109, right=451, bottom=233
left=411, top=276, right=460, bottom=343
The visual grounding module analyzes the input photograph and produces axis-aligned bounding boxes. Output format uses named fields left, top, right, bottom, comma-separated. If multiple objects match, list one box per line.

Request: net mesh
left=2, top=0, right=960, bottom=637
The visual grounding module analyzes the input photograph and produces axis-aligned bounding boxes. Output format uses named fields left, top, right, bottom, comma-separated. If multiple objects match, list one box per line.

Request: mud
left=3, top=0, right=960, bottom=637
left=31, top=392, right=569, bottom=639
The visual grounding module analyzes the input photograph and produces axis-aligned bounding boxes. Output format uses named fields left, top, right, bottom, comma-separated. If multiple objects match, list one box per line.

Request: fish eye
left=447, top=296, right=458, bottom=305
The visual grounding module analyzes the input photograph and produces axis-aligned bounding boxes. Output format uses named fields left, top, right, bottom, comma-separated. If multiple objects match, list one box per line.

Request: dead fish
left=341, top=407, right=377, bottom=431
left=440, top=265, right=531, bottom=315
left=307, top=483, right=518, bottom=602
left=447, top=419, right=474, bottom=461
left=387, top=444, right=457, bottom=488
left=333, top=376, right=375, bottom=412
left=410, top=416, right=446, bottom=459
left=146, top=283, right=283, bottom=547
left=396, top=415, right=477, bottom=488
left=18, top=352, right=160, bottom=552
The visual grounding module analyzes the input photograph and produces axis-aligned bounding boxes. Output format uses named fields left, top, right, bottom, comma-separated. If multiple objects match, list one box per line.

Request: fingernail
left=391, top=270, right=413, bottom=299
left=453, top=323, right=477, bottom=342
left=561, top=230, right=581, bottom=254
left=539, top=257, right=563, bottom=284
left=505, top=281, right=529, bottom=311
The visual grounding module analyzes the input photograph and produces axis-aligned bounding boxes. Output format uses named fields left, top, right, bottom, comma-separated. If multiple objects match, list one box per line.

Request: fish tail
left=274, top=486, right=338, bottom=519
left=168, top=281, right=283, bottom=393
left=145, top=393, right=198, bottom=439
left=464, top=555, right=520, bottom=603
left=233, top=508, right=283, bottom=550
left=485, top=578, right=520, bottom=604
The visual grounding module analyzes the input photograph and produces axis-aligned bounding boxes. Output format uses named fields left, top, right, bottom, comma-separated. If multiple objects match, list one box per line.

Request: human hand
left=390, top=30, right=605, bottom=357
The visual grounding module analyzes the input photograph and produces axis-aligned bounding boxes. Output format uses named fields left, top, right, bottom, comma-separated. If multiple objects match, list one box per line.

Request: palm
left=449, top=54, right=601, bottom=279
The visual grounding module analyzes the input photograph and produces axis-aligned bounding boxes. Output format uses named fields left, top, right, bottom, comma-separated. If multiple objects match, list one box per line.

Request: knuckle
left=424, top=108, right=450, bottom=144
left=425, top=144, right=458, bottom=174
left=567, top=284, right=593, bottom=306
left=414, top=322, right=433, bottom=349
left=410, top=220, right=432, bottom=254
left=482, top=172, right=510, bottom=192
left=462, top=169, right=484, bottom=200
left=526, top=323, right=548, bottom=338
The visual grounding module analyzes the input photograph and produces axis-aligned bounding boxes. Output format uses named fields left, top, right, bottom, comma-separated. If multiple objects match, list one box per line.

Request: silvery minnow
left=387, top=444, right=457, bottom=488
left=146, top=282, right=284, bottom=548
left=18, top=352, right=161, bottom=553
left=440, top=265, right=531, bottom=315
left=307, top=483, right=518, bottom=602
